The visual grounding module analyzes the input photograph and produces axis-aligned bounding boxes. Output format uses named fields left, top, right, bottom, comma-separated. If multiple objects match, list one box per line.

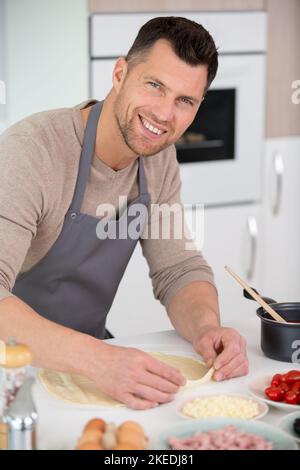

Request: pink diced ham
left=167, top=425, right=273, bottom=450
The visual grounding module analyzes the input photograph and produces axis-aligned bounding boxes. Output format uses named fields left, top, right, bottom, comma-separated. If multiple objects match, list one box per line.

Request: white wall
left=5, top=0, right=89, bottom=126
left=0, top=0, right=7, bottom=132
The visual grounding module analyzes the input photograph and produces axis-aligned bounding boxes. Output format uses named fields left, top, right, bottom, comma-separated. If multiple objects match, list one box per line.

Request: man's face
left=113, top=39, right=208, bottom=157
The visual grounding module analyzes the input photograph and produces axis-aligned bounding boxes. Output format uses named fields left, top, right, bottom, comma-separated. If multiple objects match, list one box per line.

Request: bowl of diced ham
left=156, top=417, right=298, bottom=450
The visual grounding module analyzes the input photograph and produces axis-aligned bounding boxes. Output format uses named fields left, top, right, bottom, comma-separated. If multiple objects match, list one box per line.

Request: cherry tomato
left=265, top=386, right=284, bottom=402
left=284, top=390, right=298, bottom=405
left=280, top=373, right=289, bottom=383
left=271, top=374, right=282, bottom=387
left=291, top=381, right=300, bottom=394
left=279, top=382, right=289, bottom=393
left=286, top=370, right=300, bottom=385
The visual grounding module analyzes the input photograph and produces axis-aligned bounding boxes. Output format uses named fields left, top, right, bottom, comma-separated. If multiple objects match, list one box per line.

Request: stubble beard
left=114, top=95, right=172, bottom=157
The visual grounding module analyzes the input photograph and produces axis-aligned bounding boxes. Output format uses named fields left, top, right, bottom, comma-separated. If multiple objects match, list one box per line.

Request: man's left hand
left=192, top=326, right=249, bottom=381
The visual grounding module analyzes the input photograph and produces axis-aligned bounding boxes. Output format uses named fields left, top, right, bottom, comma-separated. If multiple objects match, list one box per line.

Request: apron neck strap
left=138, top=156, right=149, bottom=196
left=70, top=101, right=103, bottom=213
left=70, top=100, right=150, bottom=213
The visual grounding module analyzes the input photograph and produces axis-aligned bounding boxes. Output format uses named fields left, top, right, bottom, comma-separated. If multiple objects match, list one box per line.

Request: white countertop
left=33, top=316, right=299, bottom=450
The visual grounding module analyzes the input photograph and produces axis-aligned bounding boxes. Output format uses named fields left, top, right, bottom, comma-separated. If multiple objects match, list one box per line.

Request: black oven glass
left=176, top=89, right=235, bottom=163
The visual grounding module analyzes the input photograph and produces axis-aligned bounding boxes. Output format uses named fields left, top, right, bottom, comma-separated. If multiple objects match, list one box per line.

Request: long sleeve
left=0, top=133, right=50, bottom=299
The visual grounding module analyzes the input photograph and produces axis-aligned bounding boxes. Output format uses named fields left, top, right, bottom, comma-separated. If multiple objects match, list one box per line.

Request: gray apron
left=12, top=101, right=150, bottom=339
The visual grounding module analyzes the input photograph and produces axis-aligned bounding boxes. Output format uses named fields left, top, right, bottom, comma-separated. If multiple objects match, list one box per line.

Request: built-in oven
left=90, top=11, right=267, bottom=206
left=179, top=52, right=266, bottom=206
left=176, top=88, right=236, bottom=164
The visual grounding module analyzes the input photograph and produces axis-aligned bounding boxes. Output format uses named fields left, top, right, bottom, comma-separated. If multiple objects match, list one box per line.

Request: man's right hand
left=88, top=343, right=186, bottom=410
left=0, top=297, right=185, bottom=410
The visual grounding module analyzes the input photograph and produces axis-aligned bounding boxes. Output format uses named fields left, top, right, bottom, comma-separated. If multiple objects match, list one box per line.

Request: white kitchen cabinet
left=193, top=204, right=264, bottom=326
left=106, top=203, right=263, bottom=337
left=91, top=12, right=266, bottom=57
left=262, top=137, right=300, bottom=302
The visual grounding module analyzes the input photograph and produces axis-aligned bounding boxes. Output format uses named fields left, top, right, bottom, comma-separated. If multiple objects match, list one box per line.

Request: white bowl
left=248, top=373, right=300, bottom=411
left=156, top=417, right=298, bottom=450
left=176, top=393, right=269, bottom=420
left=278, top=411, right=300, bottom=444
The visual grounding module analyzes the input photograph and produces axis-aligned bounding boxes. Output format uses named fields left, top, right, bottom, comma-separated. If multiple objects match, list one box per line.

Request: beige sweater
left=0, top=99, right=216, bottom=310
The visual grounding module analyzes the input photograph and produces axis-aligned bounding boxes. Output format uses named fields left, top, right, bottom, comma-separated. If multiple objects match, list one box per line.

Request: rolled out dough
left=39, top=352, right=213, bottom=407
left=150, top=352, right=214, bottom=389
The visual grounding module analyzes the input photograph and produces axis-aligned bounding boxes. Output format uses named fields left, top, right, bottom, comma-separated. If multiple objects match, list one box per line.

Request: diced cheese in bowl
left=178, top=394, right=268, bottom=420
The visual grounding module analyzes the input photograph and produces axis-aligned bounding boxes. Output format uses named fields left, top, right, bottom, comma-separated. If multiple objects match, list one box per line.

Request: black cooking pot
left=244, top=289, right=300, bottom=362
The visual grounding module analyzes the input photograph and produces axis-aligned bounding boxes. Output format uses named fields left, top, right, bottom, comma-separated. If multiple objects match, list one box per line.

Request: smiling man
left=0, top=17, right=248, bottom=409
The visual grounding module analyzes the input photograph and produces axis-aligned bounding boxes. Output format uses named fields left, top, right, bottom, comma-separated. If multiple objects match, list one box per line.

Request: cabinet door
left=91, top=12, right=266, bottom=57
left=187, top=204, right=263, bottom=326
left=263, top=138, right=300, bottom=301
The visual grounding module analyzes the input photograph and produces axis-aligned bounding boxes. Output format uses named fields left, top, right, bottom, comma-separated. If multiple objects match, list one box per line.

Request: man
left=0, top=17, right=248, bottom=409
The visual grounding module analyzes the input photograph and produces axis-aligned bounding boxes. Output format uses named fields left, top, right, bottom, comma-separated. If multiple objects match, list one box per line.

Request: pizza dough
left=39, top=369, right=124, bottom=408
left=39, top=352, right=214, bottom=407
left=150, top=352, right=214, bottom=390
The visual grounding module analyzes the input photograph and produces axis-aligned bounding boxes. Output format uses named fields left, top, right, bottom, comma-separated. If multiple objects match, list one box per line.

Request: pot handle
left=243, top=288, right=277, bottom=304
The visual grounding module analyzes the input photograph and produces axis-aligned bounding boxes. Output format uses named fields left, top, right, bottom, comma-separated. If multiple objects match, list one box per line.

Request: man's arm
left=0, top=295, right=100, bottom=373
left=0, top=295, right=185, bottom=409
left=167, top=280, right=249, bottom=381
left=167, top=280, right=220, bottom=343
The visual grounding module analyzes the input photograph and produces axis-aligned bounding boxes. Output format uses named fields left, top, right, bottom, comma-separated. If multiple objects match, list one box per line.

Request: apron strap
left=138, top=156, right=149, bottom=196
left=70, top=101, right=103, bottom=213
left=70, top=100, right=149, bottom=213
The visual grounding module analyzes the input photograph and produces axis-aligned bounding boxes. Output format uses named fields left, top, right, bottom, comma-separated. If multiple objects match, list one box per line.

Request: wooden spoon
left=225, top=265, right=287, bottom=323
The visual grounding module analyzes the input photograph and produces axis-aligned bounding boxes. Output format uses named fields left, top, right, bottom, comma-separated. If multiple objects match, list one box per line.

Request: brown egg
left=118, top=421, right=145, bottom=435
left=117, top=429, right=147, bottom=450
left=77, top=429, right=103, bottom=446
left=76, top=441, right=103, bottom=450
left=117, top=428, right=144, bottom=441
left=84, top=418, right=106, bottom=434
left=114, top=443, right=141, bottom=450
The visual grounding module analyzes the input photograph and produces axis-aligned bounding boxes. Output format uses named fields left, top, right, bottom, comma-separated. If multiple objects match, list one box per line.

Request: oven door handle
left=272, top=153, right=284, bottom=216
left=246, top=215, right=258, bottom=281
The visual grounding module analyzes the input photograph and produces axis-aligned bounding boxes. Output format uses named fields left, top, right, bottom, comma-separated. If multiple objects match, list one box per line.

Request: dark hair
left=126, top=16, right=219, bottom=94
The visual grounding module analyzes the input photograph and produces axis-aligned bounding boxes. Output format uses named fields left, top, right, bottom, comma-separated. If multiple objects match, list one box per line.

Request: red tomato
left=279, top=382, right=289, bottom=393
left=271, top=374, right=282, bottom=387
left=281, top=373, right=289, bottom=383
left=291, top=381, right=300, bottom=395
left=265, top=386, right=284, bottom=402
left=284, top=390, right=298, bottom=405
left=285, top=370, right=300, bottom=385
